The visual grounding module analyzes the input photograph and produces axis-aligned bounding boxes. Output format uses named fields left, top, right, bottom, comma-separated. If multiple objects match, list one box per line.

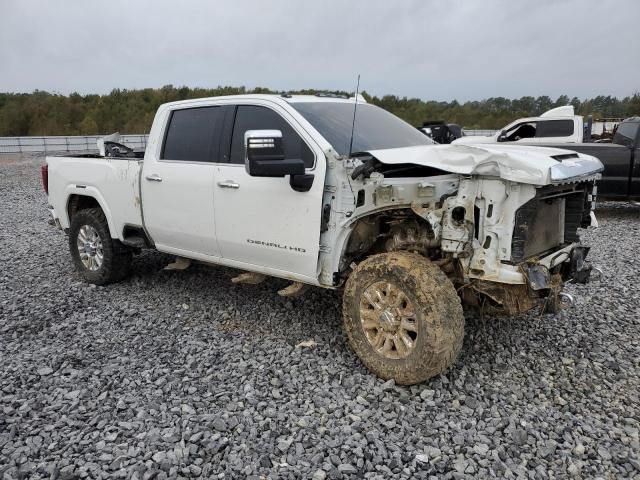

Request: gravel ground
left=1, top=153, right=639, bottom=479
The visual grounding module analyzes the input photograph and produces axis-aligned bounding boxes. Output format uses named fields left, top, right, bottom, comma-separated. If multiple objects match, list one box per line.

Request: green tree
left=78, top=114, right=98, bottom=135
left=1, top=87, right=639, bottom=135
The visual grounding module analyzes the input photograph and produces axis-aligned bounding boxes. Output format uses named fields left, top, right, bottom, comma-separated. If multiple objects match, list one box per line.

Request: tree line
left=0, top=86, right=638, bottom=136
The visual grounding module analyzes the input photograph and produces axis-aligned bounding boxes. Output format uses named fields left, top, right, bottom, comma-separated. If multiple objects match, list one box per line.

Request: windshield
left=291, top=102, right=434, bottom=155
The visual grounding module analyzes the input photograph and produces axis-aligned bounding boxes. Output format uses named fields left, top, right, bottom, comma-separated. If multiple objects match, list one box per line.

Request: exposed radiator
left=511, top=182, right=593, bottom=262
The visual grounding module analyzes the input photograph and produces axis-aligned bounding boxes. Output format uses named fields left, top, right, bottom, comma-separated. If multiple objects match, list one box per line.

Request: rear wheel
left=343, top=251, right=464, bottom=385
left=69, top=208, right=132, bottom=285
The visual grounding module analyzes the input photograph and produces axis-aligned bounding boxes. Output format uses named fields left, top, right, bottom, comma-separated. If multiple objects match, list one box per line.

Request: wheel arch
left=65, top=188, right=117, bottom=239
left=332, top=207, right=431, bottom=281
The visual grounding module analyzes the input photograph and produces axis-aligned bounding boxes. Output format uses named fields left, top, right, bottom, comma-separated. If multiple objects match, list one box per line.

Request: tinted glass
left=291, top=102, right=433, bottom=156
left=616, top=122, right=639, bottom=140
left=162, top=106, right=222, bottom=161
left=504, top=122, right=536, bottom=141
left=230, top=106, right=314, bottom=167
left=613, top=121, right=639, bottom=147
left=535, top=120, right=574, bottom=138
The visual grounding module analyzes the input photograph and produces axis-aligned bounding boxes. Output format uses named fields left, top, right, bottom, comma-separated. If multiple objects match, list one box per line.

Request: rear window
left=535, top=120, right=574, bottom=138
left=162, top=106, right=222, bottom=162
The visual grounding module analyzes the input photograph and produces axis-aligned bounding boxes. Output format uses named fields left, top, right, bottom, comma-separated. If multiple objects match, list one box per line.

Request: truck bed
left=46, top=155, right=144, bottom=240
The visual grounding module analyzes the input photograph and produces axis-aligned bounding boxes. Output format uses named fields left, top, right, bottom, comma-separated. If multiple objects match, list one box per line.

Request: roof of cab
left=160, top=93, right=366, bottom=109
left=281, top=94, right=367, bottom=104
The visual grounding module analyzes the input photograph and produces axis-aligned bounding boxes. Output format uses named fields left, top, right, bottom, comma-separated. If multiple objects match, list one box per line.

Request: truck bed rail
left=0, top=135, right=148, bottom=154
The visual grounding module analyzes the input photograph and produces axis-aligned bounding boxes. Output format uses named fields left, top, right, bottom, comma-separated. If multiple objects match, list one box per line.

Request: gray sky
left=1, top=0, right=638, bottom=101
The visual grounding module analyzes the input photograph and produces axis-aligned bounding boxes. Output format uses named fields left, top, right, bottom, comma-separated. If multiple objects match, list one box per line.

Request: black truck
left=418, top=121, right=462, bottom=144
left=533, top=117, right=639, bottom=201
left=548, top=117, right=640, bottom=201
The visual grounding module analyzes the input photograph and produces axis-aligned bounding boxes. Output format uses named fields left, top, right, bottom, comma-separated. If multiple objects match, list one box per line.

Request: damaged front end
left=418, top=177, right=600, bottom=315
left=327, top=142, right=603, bottom=316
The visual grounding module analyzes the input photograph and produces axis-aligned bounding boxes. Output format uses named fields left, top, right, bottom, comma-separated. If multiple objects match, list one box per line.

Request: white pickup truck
left=453, top=106, right=587, bottom=145
left=43, top=94, right=604, bottom=384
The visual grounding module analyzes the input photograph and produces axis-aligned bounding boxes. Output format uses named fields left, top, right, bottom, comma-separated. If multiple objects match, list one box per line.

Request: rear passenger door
left=212, top=102, right=325, bottom=282
left=141, top=105, right=222, bottom=257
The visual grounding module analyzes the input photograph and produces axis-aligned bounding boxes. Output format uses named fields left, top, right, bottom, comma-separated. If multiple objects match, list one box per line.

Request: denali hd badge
left=247, top=239, right=306, bottom=253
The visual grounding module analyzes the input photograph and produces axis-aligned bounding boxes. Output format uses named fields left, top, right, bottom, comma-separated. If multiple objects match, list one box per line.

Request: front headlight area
left=441, top=177, right=596, bottom=315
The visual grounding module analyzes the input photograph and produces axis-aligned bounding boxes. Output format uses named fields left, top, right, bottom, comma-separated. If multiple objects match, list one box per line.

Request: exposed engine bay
left=320, top=150, right=599, bottom=316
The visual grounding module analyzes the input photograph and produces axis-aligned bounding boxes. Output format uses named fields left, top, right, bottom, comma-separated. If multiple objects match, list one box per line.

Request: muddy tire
left=343, top=251, right=464, bottom=385
left=69, top=208, right=132, bottom=285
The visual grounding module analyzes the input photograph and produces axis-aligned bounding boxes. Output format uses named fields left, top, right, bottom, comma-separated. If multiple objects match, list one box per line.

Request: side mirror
left=244, top=130, right=304, bottom=177
left=497, top=131, right=508, bottom=142
left=244, top=129, right=314, bottom=192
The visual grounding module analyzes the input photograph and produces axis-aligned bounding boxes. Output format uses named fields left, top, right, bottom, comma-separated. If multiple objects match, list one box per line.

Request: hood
left=366, top=144, right=603, bottom=185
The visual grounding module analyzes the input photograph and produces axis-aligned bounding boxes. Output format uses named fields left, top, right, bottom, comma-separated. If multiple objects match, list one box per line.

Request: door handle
left=145, top=174, right=163, bottom=182
left=217, top=180, right=239, bottom=189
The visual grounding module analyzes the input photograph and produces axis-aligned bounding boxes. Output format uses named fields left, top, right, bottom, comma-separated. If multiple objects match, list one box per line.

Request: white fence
left=462, top=129, right=497, bottom=137
left=0, top=135, right=149, bottom=154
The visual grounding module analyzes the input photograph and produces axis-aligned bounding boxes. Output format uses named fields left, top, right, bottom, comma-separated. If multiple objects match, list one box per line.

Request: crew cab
left=43, top=94, right=604, bottom=384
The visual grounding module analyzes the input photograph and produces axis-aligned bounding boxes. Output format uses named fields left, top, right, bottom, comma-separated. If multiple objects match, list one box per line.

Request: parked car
left=418, top=121, right=462, bottom=144
left=42, top=94, right=603, bottom=384
left=455, top=111, right=640, bottom=200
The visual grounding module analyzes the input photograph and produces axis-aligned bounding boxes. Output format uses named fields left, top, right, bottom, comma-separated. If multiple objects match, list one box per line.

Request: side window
left=162, top=106, right=222, bottom=162
left=229, top=105, right=315, bottom=167
left=535, top=120, right=574, bottom=138
left=503, top=122, right=537, bottom=141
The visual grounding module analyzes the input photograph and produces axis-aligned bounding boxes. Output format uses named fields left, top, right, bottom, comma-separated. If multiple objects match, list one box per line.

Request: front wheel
left=343, top=251, right=464, bottom=385
left=69, top=208, right=132, bottom=285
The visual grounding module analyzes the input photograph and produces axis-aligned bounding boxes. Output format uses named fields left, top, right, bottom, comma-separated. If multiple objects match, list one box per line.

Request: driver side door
left=212, top=103, right=326, bottom=282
